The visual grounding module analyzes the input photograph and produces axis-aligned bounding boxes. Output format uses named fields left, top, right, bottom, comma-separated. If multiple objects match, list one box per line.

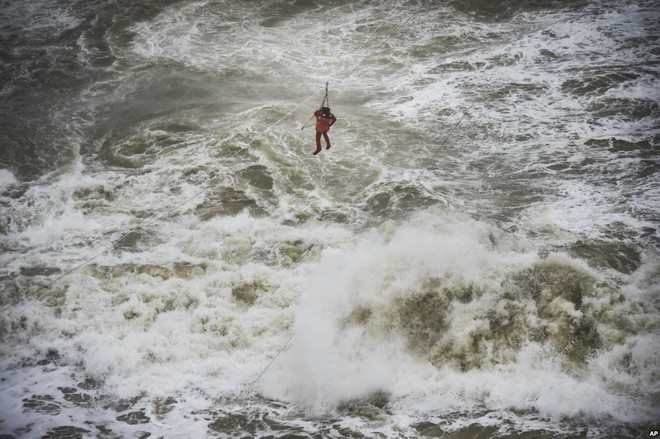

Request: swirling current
left=0, top=0, right=658, bottom=438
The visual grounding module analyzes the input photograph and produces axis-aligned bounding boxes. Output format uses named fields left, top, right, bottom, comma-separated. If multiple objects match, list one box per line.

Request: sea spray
left=263, top=208, right=658, bottom=426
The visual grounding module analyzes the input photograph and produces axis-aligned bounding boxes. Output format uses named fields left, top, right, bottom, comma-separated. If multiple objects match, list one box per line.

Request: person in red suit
left=313, top=106, right=337, bottom=155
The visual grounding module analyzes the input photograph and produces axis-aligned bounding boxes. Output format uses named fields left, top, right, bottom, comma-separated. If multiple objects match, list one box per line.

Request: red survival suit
left=313, top=108, right=336, bottom=155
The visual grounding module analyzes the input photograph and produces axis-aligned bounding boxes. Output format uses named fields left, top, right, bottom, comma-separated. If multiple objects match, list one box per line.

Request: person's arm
left=330, top=113, right=337, bottom=126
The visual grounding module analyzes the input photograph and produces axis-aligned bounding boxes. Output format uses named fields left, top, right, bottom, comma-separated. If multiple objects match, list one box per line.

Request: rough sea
left=1, top=0, right=658, bottom=437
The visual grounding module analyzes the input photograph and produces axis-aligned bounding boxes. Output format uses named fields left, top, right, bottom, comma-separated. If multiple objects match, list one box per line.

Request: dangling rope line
left=0, top=187, right=262, bottom=313
left=331, top=2, right=412, bottom=87
left=301, top=0, right=411, bottom=129
left=300, top=81, right=329, bottom=130
left=411, top=56, right=500, bottom=188
left=243, top=333, right=294, bottom=395
left=411, top=107, right=470, bottom=185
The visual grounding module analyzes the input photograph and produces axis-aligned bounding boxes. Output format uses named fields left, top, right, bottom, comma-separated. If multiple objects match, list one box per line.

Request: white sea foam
left=0, top=169, right=18, bottom=192
left=1, top=0, right=658, bottom=437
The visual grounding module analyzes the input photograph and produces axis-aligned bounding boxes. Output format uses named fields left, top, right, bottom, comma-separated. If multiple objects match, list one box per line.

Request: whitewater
left=0, top=0, right=658, bottom=437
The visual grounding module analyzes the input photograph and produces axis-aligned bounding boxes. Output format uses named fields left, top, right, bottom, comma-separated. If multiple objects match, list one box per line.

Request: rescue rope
left=0, top=188, right=252, bottom=313
left=243, top=333, right=294, bottom=394
left=300, top=81, right=329, bottom=130
left=300, top=0, right=412, bottom=130
left=331, top=4, right=412, bottom=88
left=412, top=107, right=471, bottom=185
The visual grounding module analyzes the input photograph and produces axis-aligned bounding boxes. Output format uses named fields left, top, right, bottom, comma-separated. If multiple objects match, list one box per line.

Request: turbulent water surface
left=1, top=0, right=659, bottom=437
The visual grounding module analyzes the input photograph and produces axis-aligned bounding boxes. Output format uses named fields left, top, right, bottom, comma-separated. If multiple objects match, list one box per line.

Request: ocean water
left=0, top=0, right=658, bottom=437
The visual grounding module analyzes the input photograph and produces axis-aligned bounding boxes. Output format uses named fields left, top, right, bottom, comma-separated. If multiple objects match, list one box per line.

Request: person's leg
left=323, top=131, right=331, bottom=149
left=314, top=132, right=322, bottom=155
